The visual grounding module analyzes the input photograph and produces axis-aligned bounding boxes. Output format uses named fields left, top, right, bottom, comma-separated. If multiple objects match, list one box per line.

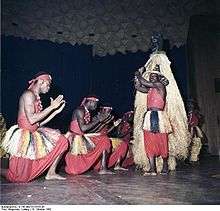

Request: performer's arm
left=134, top=80, right=149, bottom=93
left=137, top=76, right=157, bottom=88
left=23, top=91, right=65, bottom=125
left=135, top=85, right=149, bottom=93
left=76, top=109, right=110, bottom=133
left=89, top=115, right=114, bottom=133
left=135, top=71, right=159, bottom=88
left=117, top=124, right=132, bottom=138
left=106, top=118, right=122, bottom=134
left=39, top=102, right=65, bottom=127
left=97, top=116, right=116, bottom=133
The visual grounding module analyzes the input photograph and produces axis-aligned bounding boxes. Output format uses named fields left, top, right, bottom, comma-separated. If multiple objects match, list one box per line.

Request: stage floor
left=1, top=156, right=220, bottom=205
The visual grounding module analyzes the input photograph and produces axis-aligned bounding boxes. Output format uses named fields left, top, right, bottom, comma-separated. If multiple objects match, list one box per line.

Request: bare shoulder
left=21, top=90, right=35, bottom=101
left=75, top=107, right=85, bottom=115
left=73, top=107, right=85, bottom=119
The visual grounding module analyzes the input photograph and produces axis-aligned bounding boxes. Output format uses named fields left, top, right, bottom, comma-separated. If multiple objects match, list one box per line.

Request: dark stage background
left=1, top=35, right=187, bottom=132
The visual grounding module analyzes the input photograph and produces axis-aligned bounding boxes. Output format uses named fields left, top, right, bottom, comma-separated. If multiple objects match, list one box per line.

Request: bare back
left=18, top=90, right=36, bottom=122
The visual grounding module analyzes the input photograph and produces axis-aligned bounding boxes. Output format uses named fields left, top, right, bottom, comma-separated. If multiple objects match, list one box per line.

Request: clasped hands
left=50, top=95, right=66, bottom=114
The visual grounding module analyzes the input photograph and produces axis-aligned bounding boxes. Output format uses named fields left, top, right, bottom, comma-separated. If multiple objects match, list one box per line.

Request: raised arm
left=23, top=91, right=65, bottom=125
left=134, top=78, right=149, bottom=93
left=23, top=91, right=53, bottom=125
left=136, top=74, right=158, bottom=89
left=39, top=102, right=65, bottom=127
left=75, top=108, right=102, bottom=133
left=90, top=115, right=114, bottom=133
left=135, top=69, right=161, bottom=89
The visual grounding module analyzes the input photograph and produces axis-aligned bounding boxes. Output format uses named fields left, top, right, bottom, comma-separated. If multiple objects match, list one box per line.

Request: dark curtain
left=1, top=35, right=187, bottom=132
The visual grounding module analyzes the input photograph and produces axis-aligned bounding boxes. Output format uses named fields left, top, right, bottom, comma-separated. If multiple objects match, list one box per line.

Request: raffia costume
left=187, top=110, right=203, bottom=162
left=133, top=52, right=190, bottom=172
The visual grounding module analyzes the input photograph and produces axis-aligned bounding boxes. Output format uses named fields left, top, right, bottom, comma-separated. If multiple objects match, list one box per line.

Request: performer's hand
left=160, top=76, right=169, bottom=86
left=134, top=79, right=141, bottom=89
left=55, top=101, right=66, bottom=114
left=135, top=70, right=141, bottom=77
left=138, top=67, right=145, bottom=74
left=97, top=112, right=110, bottom=122
left=50, top=95, right=65, bottom=109
left=114, top=118, right=122, bottom=127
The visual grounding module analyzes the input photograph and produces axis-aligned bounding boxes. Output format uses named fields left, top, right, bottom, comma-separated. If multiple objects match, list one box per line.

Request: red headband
left=81, top=97, right=99, bottom=106
left=100, top=106, right=113, bottom=112
left=28, top=74, right=52, bottom=90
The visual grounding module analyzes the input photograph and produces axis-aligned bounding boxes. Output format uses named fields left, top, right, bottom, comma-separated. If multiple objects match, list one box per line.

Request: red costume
left=108, top=140, right=128, bottom=168
left=147, top=88, right=165, bottom=110
left=90, top=123, right=129, bottom=170
left=2, top=74, right=68, bottom=182
left=118, top=119, right=134, bottom=168
left=65, top=109, right=111, bottom=175
left=143, top=88, right=171, bottom=158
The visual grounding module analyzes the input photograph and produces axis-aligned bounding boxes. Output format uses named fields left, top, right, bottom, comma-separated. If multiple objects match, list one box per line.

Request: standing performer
left=1, top=72, right=68, bottom=182
left=65, top=97, right=114, bottom=175
left=135, top=65, right=171, bottom=175
left=133, top=33, right=190, bottom=174
left=186, top=99, right=203, bottom=163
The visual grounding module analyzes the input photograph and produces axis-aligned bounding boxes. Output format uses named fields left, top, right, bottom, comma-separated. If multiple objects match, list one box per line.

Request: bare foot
left=98, top=170, right=115, bottom=175
left=114, top=166, right=128, bottom=171
left=45, top=174, right=66, bottom=180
